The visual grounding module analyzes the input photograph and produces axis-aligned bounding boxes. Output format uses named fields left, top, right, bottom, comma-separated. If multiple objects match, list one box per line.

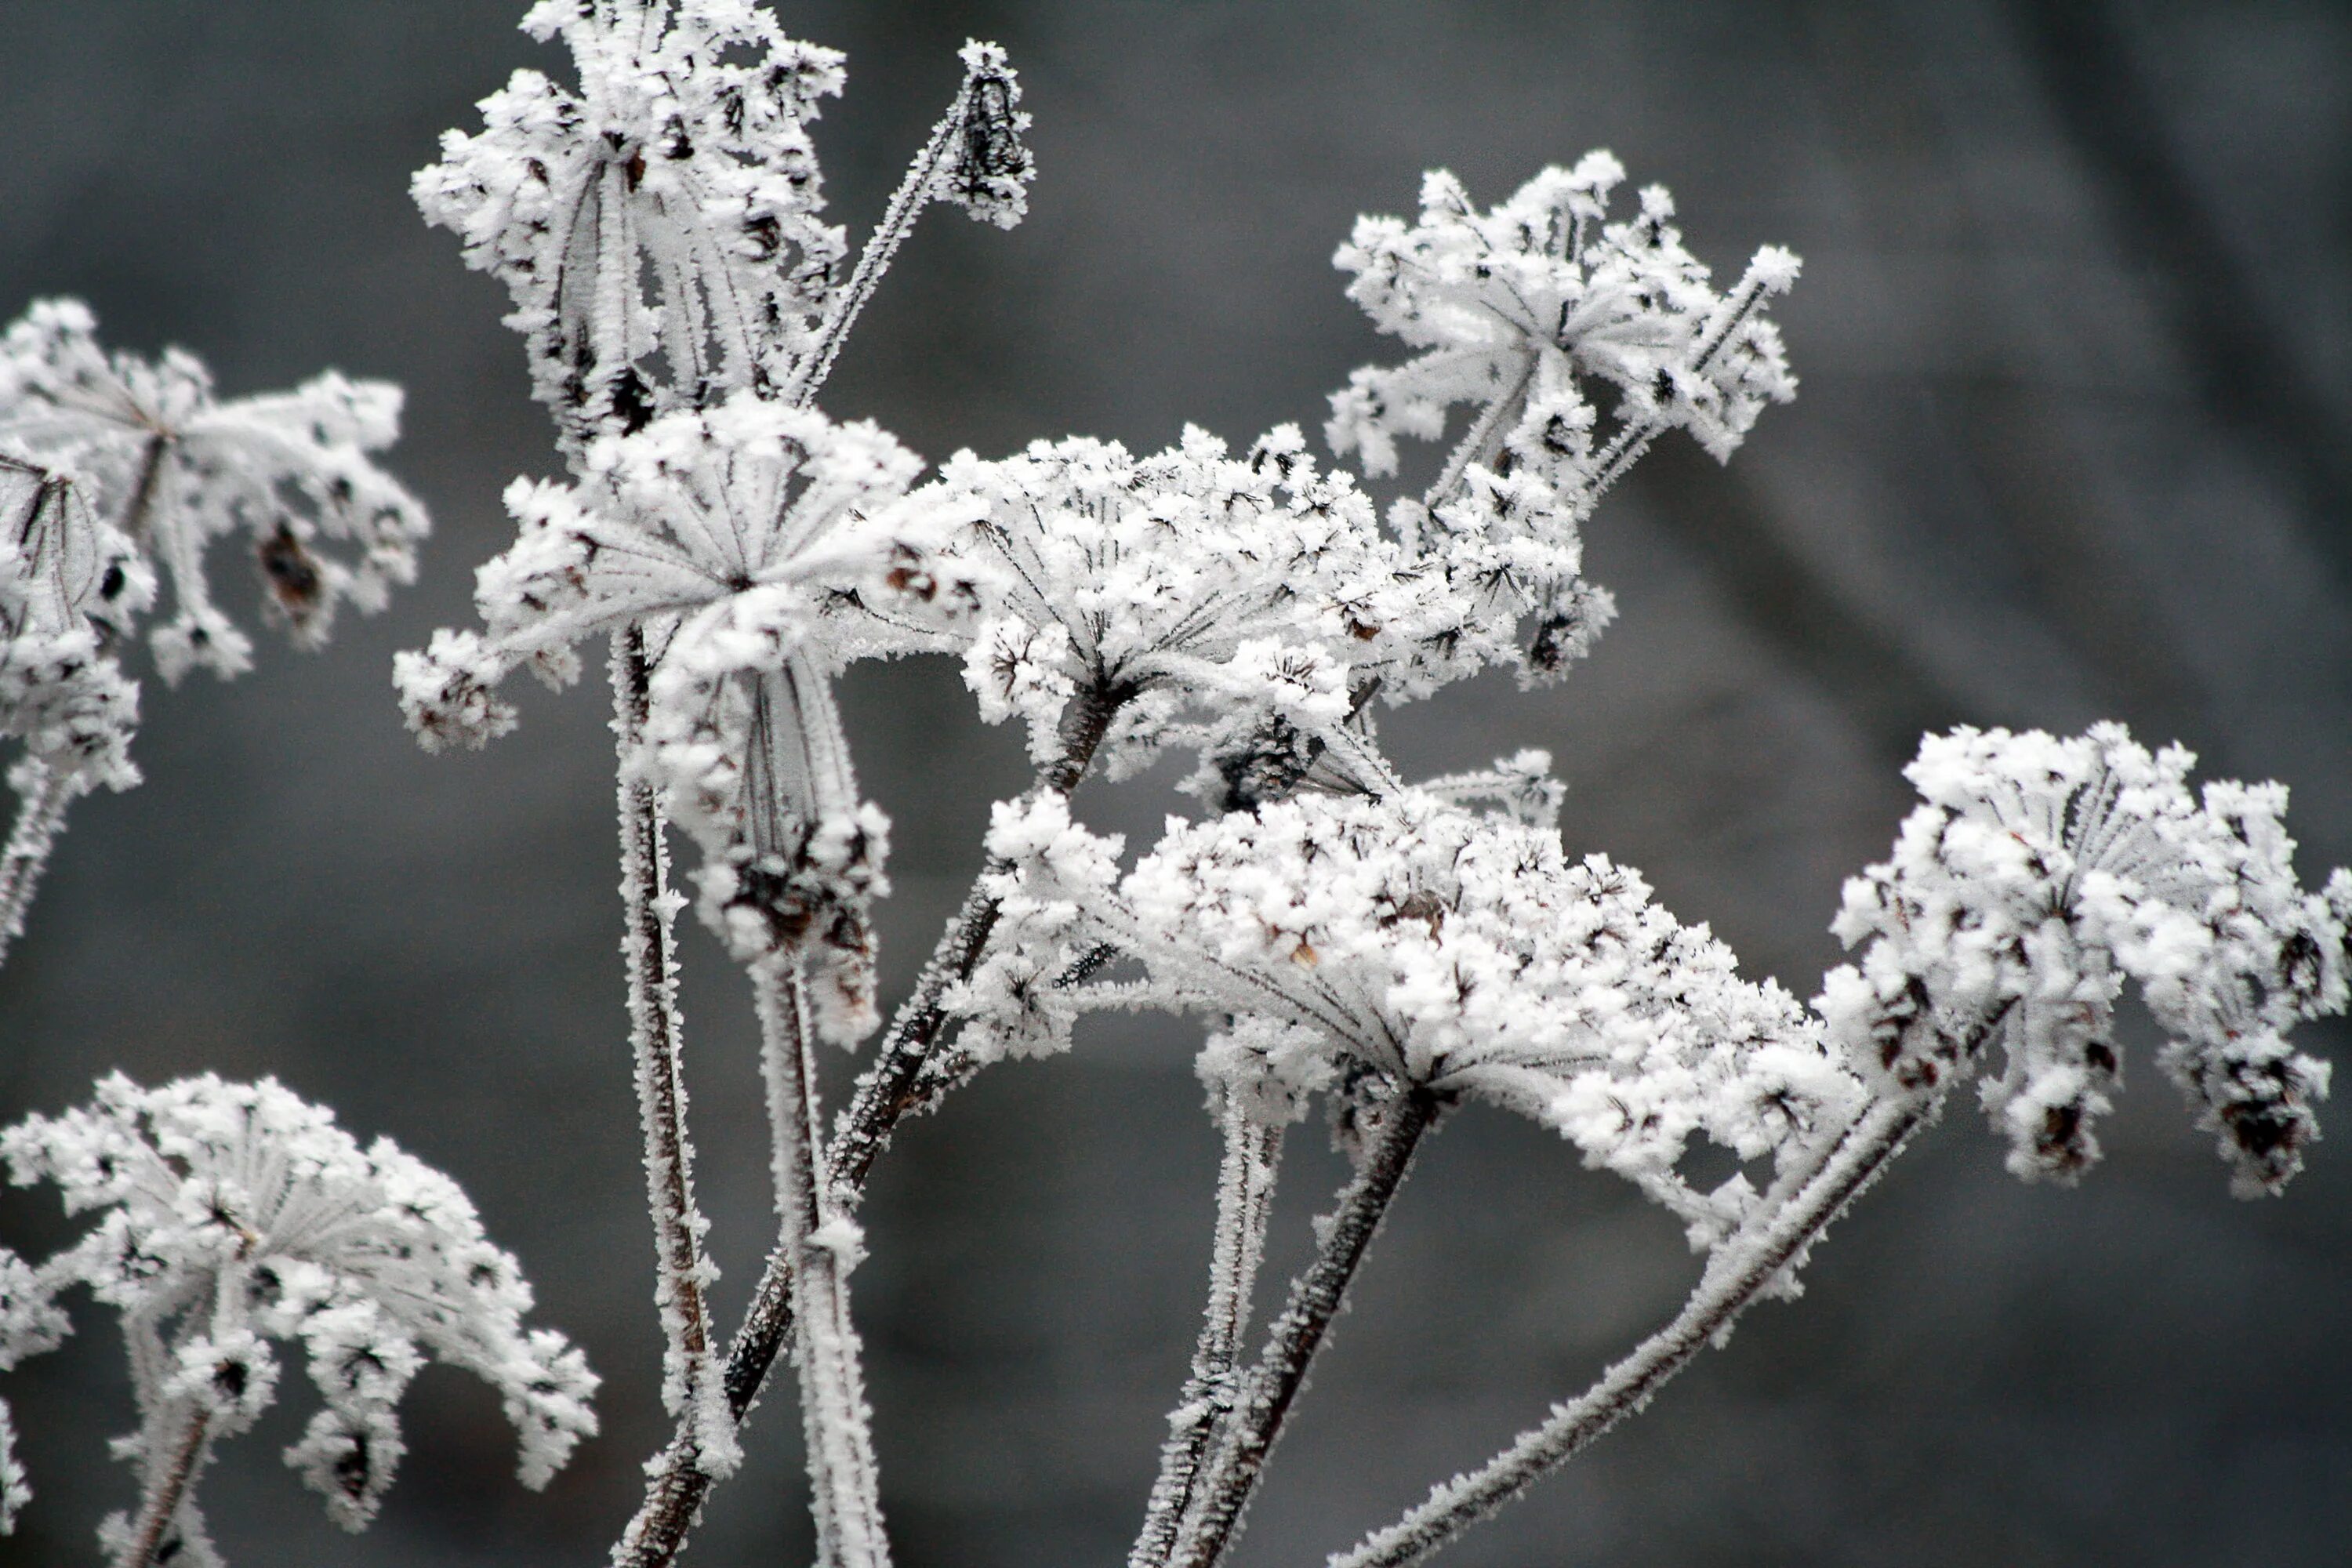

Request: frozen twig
left=786, top=42, right=1035, bottom=408
left=755, top=960, right=888, bottom=1568
left=115, top=1407, right=211, bottom=1568
left=612, top=630, right=734, bottom=1476
left=1325, top=1095, right=1925, bottom=1568
left=1131, top=1101, right=1284, bottom=1568
left=613, top=688, right=1122, bottom=1568
left=1168, top=1083, right=1437, bottom=1568
left=0, top=759, right=73, bottom=968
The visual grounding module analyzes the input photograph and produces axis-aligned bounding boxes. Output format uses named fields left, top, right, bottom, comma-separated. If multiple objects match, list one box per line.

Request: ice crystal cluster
left=0, top=1075, right=595, bottom=1560
left=2, top=4, right=2344, bottom=1567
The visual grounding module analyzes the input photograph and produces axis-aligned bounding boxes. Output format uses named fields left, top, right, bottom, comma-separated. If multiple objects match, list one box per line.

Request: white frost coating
left=1, top=1245, right=67, bottom=1534
left=0, top=1075, right=597, bottom=1552
left=413, top=0, right=848, bottom=446
left=397, top=396, right=979, bottom=1039
left=0, top=456, right=151, bottom=795
left=756, top=964, right=890, bottom=1568
left=1327, top=156, right=1796, bottom=681
left=923, top=424, right=1486, bottom=803
left=1823, top=724, right=2348, bottom=1194
left=0, top=299, right=427, bottom=684
left=966, top=789, right=1864, bottom=1251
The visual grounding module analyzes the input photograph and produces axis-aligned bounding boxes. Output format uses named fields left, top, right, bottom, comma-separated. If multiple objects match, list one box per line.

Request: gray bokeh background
left=3, top=2, right=2349, bottom=1564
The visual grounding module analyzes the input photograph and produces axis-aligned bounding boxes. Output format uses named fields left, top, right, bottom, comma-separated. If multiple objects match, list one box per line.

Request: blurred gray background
left=3, top=2, right=2349, bottom=1564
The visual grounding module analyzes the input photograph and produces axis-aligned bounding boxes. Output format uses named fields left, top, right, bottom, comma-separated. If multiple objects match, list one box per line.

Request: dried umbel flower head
left=1820, top=724, right=2348, bottom=1193
left=397, top=397, right=975, bottom=1034
left=0, top=1074, right=598, bottom=1549
left=415, top=0, right=851, bottom=444
left=967, top=789, right=1864, bottom=1250
left=0, top=299, right=427, bottom=684
left=1328, top=155, right=1797, bottom=681
left=927, top=425, right=1486, bottom=796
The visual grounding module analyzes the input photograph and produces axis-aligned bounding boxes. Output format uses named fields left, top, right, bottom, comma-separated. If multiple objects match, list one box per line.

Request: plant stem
left=608, top=685, right=1122, bottom=1568
left=756, top=957, right=889, bottom=1568
left=1131, top=1102, right=1285, bottom=1568
left=0, top=759, right=76, bottom=971
left=610, top=633, right=732, bottom=1473
left=1168, top=1083, right=1437, bottom=1568
left=787, top=66, right=984, bottom=408
left=1325, top=1095, right=1926, bottom=1568
left=117, top=1406, right=209, bottom=1568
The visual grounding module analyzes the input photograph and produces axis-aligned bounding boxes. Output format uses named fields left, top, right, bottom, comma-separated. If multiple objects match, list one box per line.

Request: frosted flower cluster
left=962, top=788, right=1864, bottom=1248
left=414, top=0, right=850, bottom=442
left=0, top=456, right=153, bottom=794
left=1327, top=154, right=1798, bottom=677
left=0, top=299, right=426, bottom=684
left=926, top=425, right=1483, bottom=799
left=1821, top=725, right=2349, bottom=1194
left=397, top=396, right=975, bottom=1035
left=0, top=1075, right=597, bottom=1549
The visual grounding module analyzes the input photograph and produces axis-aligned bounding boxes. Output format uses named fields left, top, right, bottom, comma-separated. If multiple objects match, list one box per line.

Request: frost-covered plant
left=0, top=1074, right=597, bottom=1565
left=1327, top=154, right=1798, bottom=677
left=4, top=5, right=2345, bottom=1567
left=0, top=299, right=427, bottom=968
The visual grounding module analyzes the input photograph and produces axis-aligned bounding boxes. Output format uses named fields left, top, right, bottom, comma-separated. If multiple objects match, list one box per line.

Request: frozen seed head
left=965, top=789, right=1863, bottom=1251
left=1328, top=156, right=1795, bottom=681
left=0, top=1074, right=597, bottom=1537
left=415, top=0, right=849, bottom=444
left=0, top=299, right=426, bottom=685
left=1821, top=724, right=2347, bottom=1195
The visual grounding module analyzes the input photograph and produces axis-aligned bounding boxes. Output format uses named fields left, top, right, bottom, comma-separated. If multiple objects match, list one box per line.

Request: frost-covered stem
left=116, top=1405, right=209, bottom=1568
left=610, top=632, right=732, bottom=1475
left=1424, top=358, right=1534, bottom=511
left=829, top=682, right=1125, bottom=1190
left=787, top=81, right=973, bottom=407
left=1131, top=1104, right=1286, bottom=1568
left=756, top=958, right=890, bottom=1568
left=0, top=760, right=75, bottom=970
left=1326, top=1094, right=1927, bottom=1568
left=1170, top=1085, right=1437, bottom=1568
left=612, top=688, right=1122, bottom=1568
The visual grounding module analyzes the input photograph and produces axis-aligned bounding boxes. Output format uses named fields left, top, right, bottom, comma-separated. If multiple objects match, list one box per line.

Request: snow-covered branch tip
left=0, top=1075, right=596, bottom=1560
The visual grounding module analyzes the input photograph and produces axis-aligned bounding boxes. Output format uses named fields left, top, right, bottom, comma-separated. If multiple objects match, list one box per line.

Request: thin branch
left=611, top=631, right=733, bottom=1475
left=0, top=759, right=76, bottom=970
left=756, top=958, right=891, bottom=1568
left=1325, top=1095, right=1926, bottom=1568
left=612, top=684, right=1124, bottom=1568
left=787, top=54, right=1015, bottom=408
left=1168, top=1083, right=1438, bottom=1568
left=116, top=1405, right=210, bottom=1568
left=1131, top=1100, right=1286, bottom=1568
